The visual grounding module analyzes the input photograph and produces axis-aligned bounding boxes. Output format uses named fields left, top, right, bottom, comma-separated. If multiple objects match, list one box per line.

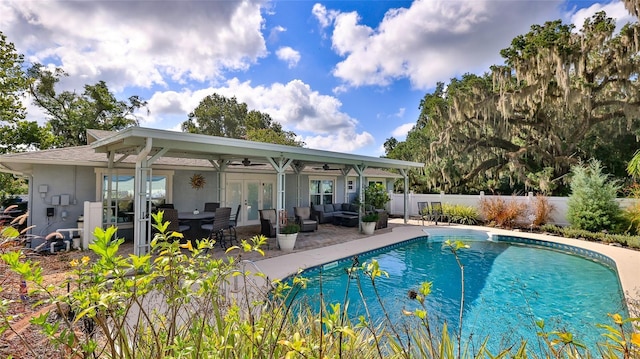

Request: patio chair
left=157, top=209, right=191, bottom=239
left=294, top=206, right=318, bottom=232
left=417, top=202, right=429, bottom=225
left=228, top=204, right=241, bottom=245
left=204, top=202, right=220, bottom=212
left=429, top=202, right=450, bottom=225
left=201, top=207, right=232, bottom=249
left=259, top=209, right=277, bottom=238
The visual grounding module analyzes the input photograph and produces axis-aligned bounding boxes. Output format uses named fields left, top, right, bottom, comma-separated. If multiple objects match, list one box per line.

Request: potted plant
left=277, top=223, right=300, bottom=251
left=361, top=212, right=379, bottom=235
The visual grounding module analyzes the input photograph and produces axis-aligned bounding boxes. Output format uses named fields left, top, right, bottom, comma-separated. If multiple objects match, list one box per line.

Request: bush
left=531, top=195, right=555, bottom=226
left=479, top=196, right=527, bottom=228
left=622, top=184, right=640, bottom=235
left=442, top=203, right=479, bottom=225
left=567, top=159, right=622, bottom=232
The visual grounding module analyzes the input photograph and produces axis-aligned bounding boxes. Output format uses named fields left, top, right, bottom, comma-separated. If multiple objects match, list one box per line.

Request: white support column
left=341, top=167, right=351, bottom=203
left=267, top=157, right=293, bottom=232
left=352, top=164, right=367, bottom=232
left=400, top=168, right=409, bottom=224
left=133, top=138, right=153, bottom=256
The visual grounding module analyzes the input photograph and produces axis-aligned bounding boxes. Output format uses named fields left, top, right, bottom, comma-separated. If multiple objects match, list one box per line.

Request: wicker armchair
left=259, top=209, right=277, bottom=238
left=294, top=207, right=318, bottom=232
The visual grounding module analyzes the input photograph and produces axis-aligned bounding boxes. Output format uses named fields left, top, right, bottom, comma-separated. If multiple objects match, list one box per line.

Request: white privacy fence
left=389, top=192, right=638, bottom=226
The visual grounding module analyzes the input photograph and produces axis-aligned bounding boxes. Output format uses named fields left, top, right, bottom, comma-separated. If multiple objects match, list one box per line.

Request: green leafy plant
left=362, top=212, right=380, bottom=223
left=280, top=223, right=300, bottom=234
left=442, top=203, right=479, bottom=225
left=364, top=183, right=390, bottom=209
left=567, top=159, right=622, bottom=232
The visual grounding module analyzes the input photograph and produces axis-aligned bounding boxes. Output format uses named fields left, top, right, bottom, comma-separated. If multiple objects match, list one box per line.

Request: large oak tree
left=388, top=12, right=640, bottom=195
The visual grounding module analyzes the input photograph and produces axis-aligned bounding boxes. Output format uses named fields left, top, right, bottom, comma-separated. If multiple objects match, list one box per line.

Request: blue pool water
left=290, top=228, right=627, bottom=354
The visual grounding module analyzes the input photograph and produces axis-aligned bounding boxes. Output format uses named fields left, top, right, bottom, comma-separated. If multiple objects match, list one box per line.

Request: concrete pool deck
left=254, top=219, right=640, bottom=307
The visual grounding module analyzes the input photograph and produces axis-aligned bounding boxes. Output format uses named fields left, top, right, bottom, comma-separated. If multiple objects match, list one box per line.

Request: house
left=0, top=127, right=424, bottom=254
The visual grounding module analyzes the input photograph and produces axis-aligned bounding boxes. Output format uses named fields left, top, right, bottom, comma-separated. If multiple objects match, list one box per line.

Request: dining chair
left=201, top=207, right=231, bottom=250
left=204, top=202, right=221, bottom=212
left=157, top=208, right=191, bottom=239
left=228, top=204, right=241, bottom=244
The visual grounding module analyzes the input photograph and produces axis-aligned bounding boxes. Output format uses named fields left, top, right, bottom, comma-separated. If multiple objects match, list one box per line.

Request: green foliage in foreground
left=1, top=213, right=639, bottom=358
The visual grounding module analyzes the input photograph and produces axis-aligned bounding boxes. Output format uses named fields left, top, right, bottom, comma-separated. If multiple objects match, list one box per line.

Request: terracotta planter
left=277, top=233, right=298, bottom=251
left=362, top=221, right=376, bottom=235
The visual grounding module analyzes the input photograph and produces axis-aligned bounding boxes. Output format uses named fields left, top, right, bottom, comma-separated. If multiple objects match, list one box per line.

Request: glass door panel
left=246, top=181, right=260, bottom=222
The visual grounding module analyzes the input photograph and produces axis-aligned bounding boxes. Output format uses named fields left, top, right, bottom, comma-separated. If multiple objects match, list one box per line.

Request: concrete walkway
left=253, top=219, right=640, bottom=307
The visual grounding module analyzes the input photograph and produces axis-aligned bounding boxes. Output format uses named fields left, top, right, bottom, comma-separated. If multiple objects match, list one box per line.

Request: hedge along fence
left=389, top=192, right=639, bottom=227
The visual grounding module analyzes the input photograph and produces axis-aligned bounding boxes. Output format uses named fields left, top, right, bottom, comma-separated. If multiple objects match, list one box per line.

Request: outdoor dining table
left=177, top=211, right=216, bottom=240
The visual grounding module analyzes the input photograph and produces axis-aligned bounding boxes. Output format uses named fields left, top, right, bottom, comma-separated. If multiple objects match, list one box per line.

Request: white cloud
left=269, top=25, right=287, bottom=43
left=325, top=0, right=563, bottom=89
left=568, top=2, right=635, bottom=31
left=391, top=123, right=414, bottom=139
left=138, top=78, right=375, bottom=151
left=394, top=107, right=406, bottom=118
left=276, top=47, right=301, bottom=68
left=303, top=131, right=375, bottom=152
left=2, top=0, right=267, bottom=91
left=312, top=3, right=338, bottom=29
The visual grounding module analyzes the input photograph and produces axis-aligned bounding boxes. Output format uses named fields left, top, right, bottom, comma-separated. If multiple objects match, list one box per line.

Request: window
left=347, top=179, right=355, bottom=193
left=310, top=179, right=334, bottom=205
left=96, top=169, right=173, bottom=224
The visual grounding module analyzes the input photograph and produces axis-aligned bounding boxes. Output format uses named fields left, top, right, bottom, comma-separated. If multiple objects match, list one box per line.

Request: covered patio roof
left=88, top=127, right=423, bottom=172
left=91, top=127, right=423, bottom=255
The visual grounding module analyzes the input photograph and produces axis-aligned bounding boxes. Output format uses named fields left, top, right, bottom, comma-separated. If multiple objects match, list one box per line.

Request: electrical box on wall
left=52, top=196, right=60, bottom=206
left=60, top=194, right=70, bottom=206
left=46, top=207, right=54, bottom=217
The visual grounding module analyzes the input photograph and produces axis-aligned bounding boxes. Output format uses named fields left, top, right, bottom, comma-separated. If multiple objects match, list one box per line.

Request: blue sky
left=1, top=0, right=635, bottom=155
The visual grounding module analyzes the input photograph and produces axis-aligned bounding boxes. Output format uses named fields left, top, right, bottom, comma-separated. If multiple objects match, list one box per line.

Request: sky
left=1, top=0, right=636, bottom=156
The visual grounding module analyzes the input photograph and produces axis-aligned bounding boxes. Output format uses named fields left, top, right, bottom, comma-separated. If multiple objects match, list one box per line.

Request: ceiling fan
left=313, top=163, right=342, bottom=171
left=228, top=158, right=264, bottom=166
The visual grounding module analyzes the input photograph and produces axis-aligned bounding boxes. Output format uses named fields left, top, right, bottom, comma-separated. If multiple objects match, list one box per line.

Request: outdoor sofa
left=311, top=203, right=389, bottom=229
left=311, top=203, right=360, bottom=225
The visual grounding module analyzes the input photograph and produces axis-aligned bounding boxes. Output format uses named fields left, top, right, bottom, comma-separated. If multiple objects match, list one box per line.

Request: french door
left=226, top=179, right=274, bottom=226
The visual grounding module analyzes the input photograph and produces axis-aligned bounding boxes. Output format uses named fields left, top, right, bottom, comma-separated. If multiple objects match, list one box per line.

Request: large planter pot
left=277, top=233, right=298, bottom=251
left=362, top=221, right=376, bottom=235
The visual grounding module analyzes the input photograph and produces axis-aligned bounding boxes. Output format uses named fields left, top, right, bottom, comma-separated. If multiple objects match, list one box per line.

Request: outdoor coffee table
left=332, top=214, right=359, bottom=227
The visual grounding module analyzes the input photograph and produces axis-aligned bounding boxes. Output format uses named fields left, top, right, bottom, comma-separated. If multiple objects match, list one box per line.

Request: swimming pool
left=289, top=228, right=627, bottom=354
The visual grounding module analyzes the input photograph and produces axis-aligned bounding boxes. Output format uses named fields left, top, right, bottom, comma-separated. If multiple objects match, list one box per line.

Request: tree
left=0, top=31, right=31, bottom=200
left=27, top=65, right=146, bottom=147
left=389, top=13, right=640, bottom=195
left=182, top=93, right=303, bottom=146
left=0, top=31, right=27, bottom=124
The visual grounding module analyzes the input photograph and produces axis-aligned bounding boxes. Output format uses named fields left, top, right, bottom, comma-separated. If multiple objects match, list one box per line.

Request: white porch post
left=400, top=168, right=409, bottom=224
left=352, top=164, right=367, bottom=232
left=341, top=167, right=351, bottom=203
left=133, top=140, right=168, bottom=256
left=267, top=157, right=293, bottom=232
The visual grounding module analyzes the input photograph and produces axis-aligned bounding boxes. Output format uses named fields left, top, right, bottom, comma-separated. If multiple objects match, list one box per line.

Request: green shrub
left=567, top=159, right=622, bottom=232
left=443, top=203, right=479, bottom=225
left=622, top=184, right=640, bottom=235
